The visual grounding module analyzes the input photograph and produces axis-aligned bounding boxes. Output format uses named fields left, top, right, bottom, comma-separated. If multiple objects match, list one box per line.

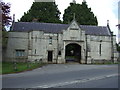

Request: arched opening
left=65, top=43, right=81, bottom=63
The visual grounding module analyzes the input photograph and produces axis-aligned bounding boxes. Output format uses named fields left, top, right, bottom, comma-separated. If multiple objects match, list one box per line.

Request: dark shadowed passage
left=65, top=43, right=81, bottom=63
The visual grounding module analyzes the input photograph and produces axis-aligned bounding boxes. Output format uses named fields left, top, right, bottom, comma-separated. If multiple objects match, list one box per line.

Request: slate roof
left=12, top=22, right=111, bottom=36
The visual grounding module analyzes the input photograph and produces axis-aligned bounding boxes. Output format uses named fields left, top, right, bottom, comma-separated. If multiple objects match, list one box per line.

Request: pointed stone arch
left=65, top=43, right=81, bottom=63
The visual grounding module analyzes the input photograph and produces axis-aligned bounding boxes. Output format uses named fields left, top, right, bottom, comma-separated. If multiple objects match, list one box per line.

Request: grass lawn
left=0, top=62, right=2, bottom=74
left=1, top=62, right=46, bottom=74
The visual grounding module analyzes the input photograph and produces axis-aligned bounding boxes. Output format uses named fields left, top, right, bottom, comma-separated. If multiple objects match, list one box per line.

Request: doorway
left=48, top=51, right=53, bottom=62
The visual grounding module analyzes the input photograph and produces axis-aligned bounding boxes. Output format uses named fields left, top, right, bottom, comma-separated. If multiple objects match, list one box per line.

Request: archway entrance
left=65, top=43, right=81, bottom=63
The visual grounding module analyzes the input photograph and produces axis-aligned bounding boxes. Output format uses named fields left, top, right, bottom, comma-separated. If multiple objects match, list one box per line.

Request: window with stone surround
left=16, top=50, right=25, bottom=57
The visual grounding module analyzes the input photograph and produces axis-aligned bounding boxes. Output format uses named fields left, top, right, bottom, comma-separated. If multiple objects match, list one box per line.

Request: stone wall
left=6, top=32, right=28, bottom=62
left=87, top=35, right=111, bottom=61
left=27, top=31, right=59, bottom=63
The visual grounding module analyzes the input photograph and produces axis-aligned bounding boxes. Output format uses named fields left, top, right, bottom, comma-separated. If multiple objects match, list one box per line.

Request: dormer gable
left=67, top=19, right=81, bottom=30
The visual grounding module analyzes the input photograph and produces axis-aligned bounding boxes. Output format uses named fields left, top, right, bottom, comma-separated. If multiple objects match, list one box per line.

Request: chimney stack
left=107, top=20, right=109, bottom=26
left=13, top=14, right=15, bottom=22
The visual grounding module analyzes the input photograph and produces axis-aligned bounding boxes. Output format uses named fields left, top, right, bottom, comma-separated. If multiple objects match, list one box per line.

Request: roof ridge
left=15, top=22, right=108, bottom=27
left=80, top=25, right=107, bottom=28
left=15, top=22, right=68, bottom=26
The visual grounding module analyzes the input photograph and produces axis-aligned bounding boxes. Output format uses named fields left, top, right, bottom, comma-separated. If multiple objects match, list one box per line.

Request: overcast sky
left=2, top=0, right=120, bottom=42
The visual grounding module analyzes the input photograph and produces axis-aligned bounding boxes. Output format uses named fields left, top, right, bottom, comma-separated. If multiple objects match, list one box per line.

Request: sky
left=118, top=1, right=120, bottom=43
left=2, top=0, right=120, bottom=42
left=118, top=1, right=120, bottom=24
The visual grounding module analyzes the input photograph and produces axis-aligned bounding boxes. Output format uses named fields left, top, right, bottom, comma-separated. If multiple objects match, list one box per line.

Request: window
left=35, top=36, right=37, bottom=42
left=35, top=49, right=36, bottom=54
left=99, top=40, right=102, bottom=56
left=58, top=51, right=61, bottom=55
left=70, top=28, right=79, bottom=30
left=49, top=37, right=52, bottom=44
left=16, top=50, right=25, bottom=57
left=99, top=44, right=101, bottom=56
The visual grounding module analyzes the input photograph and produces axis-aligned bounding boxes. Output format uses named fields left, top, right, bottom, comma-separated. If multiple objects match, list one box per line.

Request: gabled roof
left=12, top=22, right=68, bottom=33
left=12, top=22, right=111, bottom=36
left=67, top=19, right=81, bottom=30
left=81, top=25, right=111, bottom=36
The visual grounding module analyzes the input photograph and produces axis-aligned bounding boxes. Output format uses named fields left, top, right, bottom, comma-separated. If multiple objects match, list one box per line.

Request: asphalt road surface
left=2, top=64, right=119, bottom=88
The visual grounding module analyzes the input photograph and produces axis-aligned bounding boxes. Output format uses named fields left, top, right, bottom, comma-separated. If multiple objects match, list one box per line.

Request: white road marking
left=34, top=74, right=118, bottom=88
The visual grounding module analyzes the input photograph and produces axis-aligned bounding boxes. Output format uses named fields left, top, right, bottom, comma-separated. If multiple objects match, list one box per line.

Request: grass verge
left=1, top=62, right=47, bottom=74
left=0, top=62, right=2, bottom=74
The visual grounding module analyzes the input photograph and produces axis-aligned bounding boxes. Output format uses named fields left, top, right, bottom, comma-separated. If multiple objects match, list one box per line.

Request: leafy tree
left=1, top=1, right=11, bottom=48
left=19, top=2, right=61, bottom=23
left=1, top=2, right=12, bottom=29
left=63, top=1, right=98, bottom=25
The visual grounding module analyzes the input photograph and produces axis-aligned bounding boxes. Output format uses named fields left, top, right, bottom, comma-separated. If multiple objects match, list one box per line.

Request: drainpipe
left=85, top=34, right=87, bottom=64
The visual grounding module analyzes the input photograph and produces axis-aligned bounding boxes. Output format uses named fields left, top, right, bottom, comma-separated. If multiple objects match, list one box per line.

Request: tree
left=1, top=2, right=12, bottom=29
left=63, top=1, right=98, bottom=25
left=19, top=2, right=61, bottom=23
left=1, top=1, right=11, bottom=48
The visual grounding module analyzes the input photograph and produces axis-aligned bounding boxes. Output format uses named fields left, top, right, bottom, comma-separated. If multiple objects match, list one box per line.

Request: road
left=2, top=64, right=119, bottom=88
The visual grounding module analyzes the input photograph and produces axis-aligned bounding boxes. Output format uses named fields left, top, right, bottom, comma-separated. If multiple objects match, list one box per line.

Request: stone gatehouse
left=5, top=19, right=118, bottom=64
